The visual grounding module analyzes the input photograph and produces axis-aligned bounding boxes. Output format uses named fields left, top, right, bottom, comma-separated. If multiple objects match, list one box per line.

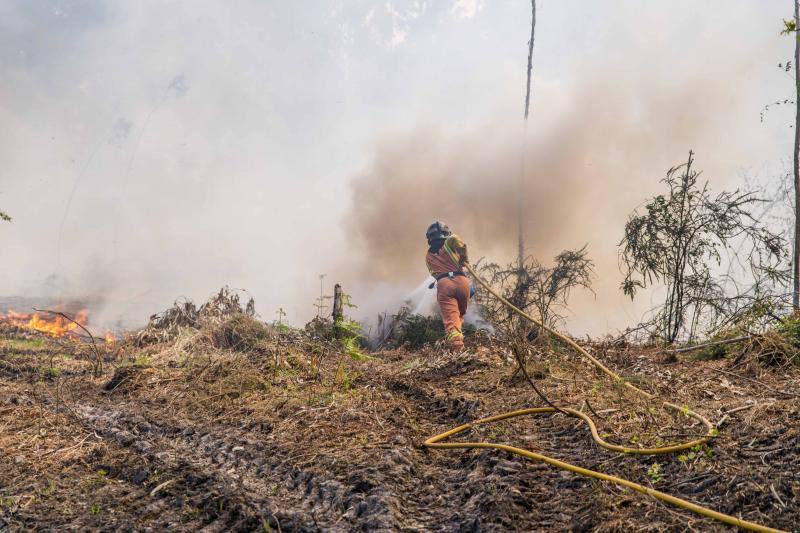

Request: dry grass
left=1, top=307, right=799, bottom=530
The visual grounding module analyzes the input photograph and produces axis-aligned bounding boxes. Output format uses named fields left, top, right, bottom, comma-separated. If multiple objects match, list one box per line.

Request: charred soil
left=0, top=318, right=798, bottom=532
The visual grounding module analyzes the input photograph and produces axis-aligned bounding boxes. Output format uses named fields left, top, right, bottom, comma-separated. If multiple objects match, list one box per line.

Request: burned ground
left=0, top=320, right=798, bottom=532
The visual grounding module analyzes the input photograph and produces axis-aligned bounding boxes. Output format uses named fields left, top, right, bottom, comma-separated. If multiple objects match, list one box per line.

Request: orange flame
left=2, top=309, right=89, bottom=338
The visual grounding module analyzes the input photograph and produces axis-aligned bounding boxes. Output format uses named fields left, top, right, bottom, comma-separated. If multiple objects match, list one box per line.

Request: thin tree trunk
left=793, top=0, right=800, bottom=308
left=518, top=0, right=536, bottom=271
left=332, top=283, right=343, bottom=324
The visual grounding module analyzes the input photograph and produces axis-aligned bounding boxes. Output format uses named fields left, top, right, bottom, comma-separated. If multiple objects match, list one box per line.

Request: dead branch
left=510, top=342, right=566, bottom=415
left=713, top=368, right=798, bottom=398
left=33, top=308, right=103, bottom=377
left=664, top=335, right=754, bottom=355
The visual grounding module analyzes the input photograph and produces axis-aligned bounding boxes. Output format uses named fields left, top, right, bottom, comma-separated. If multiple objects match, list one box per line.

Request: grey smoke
left=0, top=1, right=793, bottom=335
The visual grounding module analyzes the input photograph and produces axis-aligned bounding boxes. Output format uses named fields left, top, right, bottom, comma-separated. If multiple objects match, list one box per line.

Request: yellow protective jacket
left=426, top=235, right=468, bottom=277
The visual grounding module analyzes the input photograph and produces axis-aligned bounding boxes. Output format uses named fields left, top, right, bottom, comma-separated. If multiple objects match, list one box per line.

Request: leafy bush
left=775, top=314, right=800, bottom=347
left=691, top=327, right=746, bottom=360
left=692, top=316, right=800, bottom=366
left=336, top=319, right=371, bottom=360
left=384, top=310, right=477, bottom=350
left=393, top=313, right=444, bottom=349
left=619, top=151, right=786, bottom=343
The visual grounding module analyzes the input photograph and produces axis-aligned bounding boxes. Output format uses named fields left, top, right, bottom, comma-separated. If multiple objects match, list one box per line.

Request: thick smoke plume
left=343, top=67, right=773, bottom=333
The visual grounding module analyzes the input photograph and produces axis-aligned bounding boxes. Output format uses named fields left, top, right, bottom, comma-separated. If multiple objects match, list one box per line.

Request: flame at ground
left=2, top=309, right=88, bottom=337
left=1, top=309, right=114, bottom=341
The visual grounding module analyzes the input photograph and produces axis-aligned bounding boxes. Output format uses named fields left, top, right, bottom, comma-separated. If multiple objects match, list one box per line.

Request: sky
left=0, top=0, right=795, bottom=334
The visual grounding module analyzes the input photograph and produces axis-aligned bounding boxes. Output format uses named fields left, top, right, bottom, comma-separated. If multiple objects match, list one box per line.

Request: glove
left=446, top=235, right=469, bottom=265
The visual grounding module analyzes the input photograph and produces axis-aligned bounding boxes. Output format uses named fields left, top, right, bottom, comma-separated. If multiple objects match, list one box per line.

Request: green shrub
left=691, top=327, right=744, bottom=361
left=389, top=312, right=476, bottom=349
left=775, top=315, right=800, bottom=347
left=394, top=314, right=444, bottom=349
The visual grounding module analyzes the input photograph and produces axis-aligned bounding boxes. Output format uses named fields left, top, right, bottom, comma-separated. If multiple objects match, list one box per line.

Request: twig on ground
left=33, top=308, right=103, bottom=377
left=40, top=433, right=92, bottom=457
left=511, top=346, right=566, bottom=415
left=665, top=335, right=754, bottom=355
left=770, top=484, right=787, bottom=509
left=713, top=368, right=797, bottom=397
left=584, top=399, right=604, bottom=420
left=150, top=479, right=175, bottom=497
left=716, top=402, right=764, bottom=427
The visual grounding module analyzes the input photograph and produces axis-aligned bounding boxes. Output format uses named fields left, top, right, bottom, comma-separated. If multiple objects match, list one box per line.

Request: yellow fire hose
left=422, top=261, right=785, bottom=532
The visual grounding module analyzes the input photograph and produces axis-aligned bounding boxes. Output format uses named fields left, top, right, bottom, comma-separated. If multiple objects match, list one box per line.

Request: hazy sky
left=0, top=1, right=795, bottom=332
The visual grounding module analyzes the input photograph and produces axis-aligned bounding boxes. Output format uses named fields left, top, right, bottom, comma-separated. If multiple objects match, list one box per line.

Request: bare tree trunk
left=518, top=0, right=536, bottom=271
left=794, top=0, right=800, bottom=308
left=332, top=283, right=343, bottom=324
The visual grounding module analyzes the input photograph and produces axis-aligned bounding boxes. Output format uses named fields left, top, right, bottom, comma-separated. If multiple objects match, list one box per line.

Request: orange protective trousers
left=436, top=276, right=471, bottom=349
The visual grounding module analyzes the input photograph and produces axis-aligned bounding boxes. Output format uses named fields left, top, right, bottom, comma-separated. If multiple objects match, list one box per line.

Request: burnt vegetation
left=1, top=278, right=798, bottom=531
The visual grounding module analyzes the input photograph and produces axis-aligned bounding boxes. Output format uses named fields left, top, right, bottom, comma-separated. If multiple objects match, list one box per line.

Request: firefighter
left=425, top=221, right=471, bottom=351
